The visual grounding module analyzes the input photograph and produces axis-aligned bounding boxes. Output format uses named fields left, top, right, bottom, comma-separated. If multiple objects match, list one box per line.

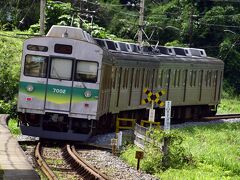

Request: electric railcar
left=17, top=25, right=224, bottom=141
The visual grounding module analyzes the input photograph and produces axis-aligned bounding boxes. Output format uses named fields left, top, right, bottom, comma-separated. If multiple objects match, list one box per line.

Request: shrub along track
left=35, top=142, right=109, bottom=180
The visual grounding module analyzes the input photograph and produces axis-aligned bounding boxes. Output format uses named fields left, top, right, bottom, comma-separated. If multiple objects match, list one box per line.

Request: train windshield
left=24, top=55, right=48, bottom=77
left=50, top=58, right=72, bottom=80
left=75, top=61, right=98, bottom=83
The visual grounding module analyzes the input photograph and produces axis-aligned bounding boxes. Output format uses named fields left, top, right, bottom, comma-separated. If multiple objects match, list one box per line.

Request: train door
left=45, top=57, right=73, bottom=112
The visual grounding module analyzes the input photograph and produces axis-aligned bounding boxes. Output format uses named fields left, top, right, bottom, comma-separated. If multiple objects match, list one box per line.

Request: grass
left=0, top=166, right=3, bottom=179
left=218, top=98, right=240, bottom=114
left=8, top=118, right=21, bottom=136
left=121, top=122, right=240, bottom=179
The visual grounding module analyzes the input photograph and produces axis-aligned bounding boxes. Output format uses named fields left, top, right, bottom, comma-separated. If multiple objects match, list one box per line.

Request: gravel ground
left=78, top=149, right=158, bottom=180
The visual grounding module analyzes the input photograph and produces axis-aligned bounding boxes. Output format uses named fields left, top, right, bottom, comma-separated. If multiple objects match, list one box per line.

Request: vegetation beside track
left=8, top=118, right=20, bottom=136
left=120, top=122, right=240, bottom=179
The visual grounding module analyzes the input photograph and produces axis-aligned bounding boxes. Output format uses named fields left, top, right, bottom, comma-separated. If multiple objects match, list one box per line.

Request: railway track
left=63, top=144, right=109, bottom=180
left=202, top=113, right=240, bottom=120
left=35, top=142, right=57, bottom=180
left=35, top=142, right=109, bottom=180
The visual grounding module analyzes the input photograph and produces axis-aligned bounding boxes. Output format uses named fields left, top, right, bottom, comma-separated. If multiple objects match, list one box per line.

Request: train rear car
left=17, top=26, right=104, bottom=141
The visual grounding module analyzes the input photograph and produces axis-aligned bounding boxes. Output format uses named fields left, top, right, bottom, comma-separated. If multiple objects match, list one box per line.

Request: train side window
left=24, top=55, right=48, bottom=78
left=75, top=61, right=98, bottom=83
left=182, top=70, right=187, bottom=86
left=205, top=71, right=209, bottom=87
left=134, top=69, right=138, bottom=88
left=51, top=58, right=73, bottom=80
left=174, top=70, right=177, bottom=87
left=214, top=70, right=218, bottom=86
left=112, top=67, right=117, bottom=89
left=165, top=69, right=170, bottom=86
left=155, top=69, right=158, bottom=87
left=145, top=69, right=149, bottom=87
left=199, top=70, right=203, bottom=86
left=123, top=68, right=126, bottom=88
left=189, top=71, right=193, bottom=87
left=160, top=69, right=164, bottom=86
left=151, top=69, right=155, bottom=89
left=125, top=68, right=129, bottom=88
left=177, top=70, right=181, bottom=87
left=192, top=71, right=197, bottom=87
left=209, top=71, right=212, bottom=86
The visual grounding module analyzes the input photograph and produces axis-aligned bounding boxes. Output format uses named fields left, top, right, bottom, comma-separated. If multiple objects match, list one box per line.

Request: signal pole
left=138, top=0, right=145, bottom=44
left=40, top=0, right=46, bottom=35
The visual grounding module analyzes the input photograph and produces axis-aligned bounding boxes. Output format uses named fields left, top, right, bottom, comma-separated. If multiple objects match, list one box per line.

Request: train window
left=177, top=70, right=181, bottom=87
left=165, top=70, right=170, bottom=86
left=214, top=70, right=218, bottom=86
left=24, top=55, right=48, bottom=77
left=27, top=45, right=48, bottom=52
left=124, top=68, right=129, bottom=88
left=209, top=71, right=212, bottom=86
left=50, top=58, right=72, bottom=80
left=54, top=44, right=72, bottom=54
left=123, top=69, right=126, bottom=88
left=112, top=67, right=117, bottom=89
left=193, top=71, right=197, bottom=86
left=182, top=70, right=187, bottom=86
left=174, top=70, right=177, bottom=87
left=199, top=70, right=203, bottom=86
left=189, top=71, right=193, bottom=86
left=160, top=70, right=164, bottom=86
left=75, top=61, right=98, bottom=83
left=205, top=71, right=208, bottom=87
left=151, top=69, right=155, bottom=89
left=135, top=69, right=140, bottom=88
left=155, top=69, right=158, bottom=87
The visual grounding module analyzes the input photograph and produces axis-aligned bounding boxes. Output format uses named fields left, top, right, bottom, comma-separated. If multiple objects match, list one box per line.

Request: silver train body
left=17, top=25, right=224, bottom=141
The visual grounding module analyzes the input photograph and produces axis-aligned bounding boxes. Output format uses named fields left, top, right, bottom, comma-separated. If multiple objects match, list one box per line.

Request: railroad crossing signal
left=141, top=88, right=166, bottom=107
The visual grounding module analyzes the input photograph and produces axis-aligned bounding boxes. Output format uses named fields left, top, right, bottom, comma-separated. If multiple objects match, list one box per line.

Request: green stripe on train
left=19, top=81, right=99, bottom=104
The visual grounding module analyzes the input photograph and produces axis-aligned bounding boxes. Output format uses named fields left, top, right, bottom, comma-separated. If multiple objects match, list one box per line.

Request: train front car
left=17, top=26, right=103, bottom=141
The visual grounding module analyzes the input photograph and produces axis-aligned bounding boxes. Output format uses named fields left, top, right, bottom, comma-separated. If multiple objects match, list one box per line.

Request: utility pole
left=40, top=0, right=46, bottom=35
left=138, top=0, right=145, bottom=44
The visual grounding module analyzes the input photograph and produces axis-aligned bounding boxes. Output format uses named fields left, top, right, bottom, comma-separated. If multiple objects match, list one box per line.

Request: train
left=17, top=25, right=224, bottom=141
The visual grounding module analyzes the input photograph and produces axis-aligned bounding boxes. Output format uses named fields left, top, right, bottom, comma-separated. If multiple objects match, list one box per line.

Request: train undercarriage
left=18, top=104, right=217, bottom=141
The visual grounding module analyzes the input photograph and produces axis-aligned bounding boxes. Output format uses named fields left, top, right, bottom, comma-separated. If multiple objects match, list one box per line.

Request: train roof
left=46, top=25, right=95, bottom=43
left=110, top=51, right=224, bottom=66
left=94, top=38, right=223, bottom=65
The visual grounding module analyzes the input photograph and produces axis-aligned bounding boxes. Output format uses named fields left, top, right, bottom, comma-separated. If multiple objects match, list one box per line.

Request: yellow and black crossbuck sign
left=142, top=88, right=166, bottom=106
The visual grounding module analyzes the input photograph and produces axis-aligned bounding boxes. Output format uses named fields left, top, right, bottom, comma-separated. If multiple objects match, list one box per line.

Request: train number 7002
left=53, top=88, right=66, bottom=94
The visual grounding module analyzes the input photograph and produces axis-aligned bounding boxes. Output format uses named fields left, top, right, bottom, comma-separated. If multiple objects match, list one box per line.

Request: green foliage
left=0, top=36, right=22, bottom=101
left=143, top=130, right=194, bottom=173
left=45, top=1, right=73, bottom=32
left=28, top=23, right=40, bottom=34
left=121, top=123, right=240, bottom=179
left=0, top=32, right=23, bottom=116
left=8, top=118, right=20, bottom=136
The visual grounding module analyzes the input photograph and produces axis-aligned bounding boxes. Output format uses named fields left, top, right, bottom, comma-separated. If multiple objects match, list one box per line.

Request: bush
left=2, top=23, right=15, bottom=31
left=143, top=129, right=194, bottom=173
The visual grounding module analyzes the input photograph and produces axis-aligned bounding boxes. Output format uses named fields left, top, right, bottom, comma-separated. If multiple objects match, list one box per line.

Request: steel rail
left=35, top=142, right=58, bottom=180
left=66, top=144, right=109, bottom=180
left=202, top=113, right=240, bottom=120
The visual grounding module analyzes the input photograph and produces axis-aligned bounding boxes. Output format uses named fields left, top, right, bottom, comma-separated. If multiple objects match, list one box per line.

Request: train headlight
left=26, top=84, right=34, bottom=92
left=84, top=90, right=92, bottom=98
